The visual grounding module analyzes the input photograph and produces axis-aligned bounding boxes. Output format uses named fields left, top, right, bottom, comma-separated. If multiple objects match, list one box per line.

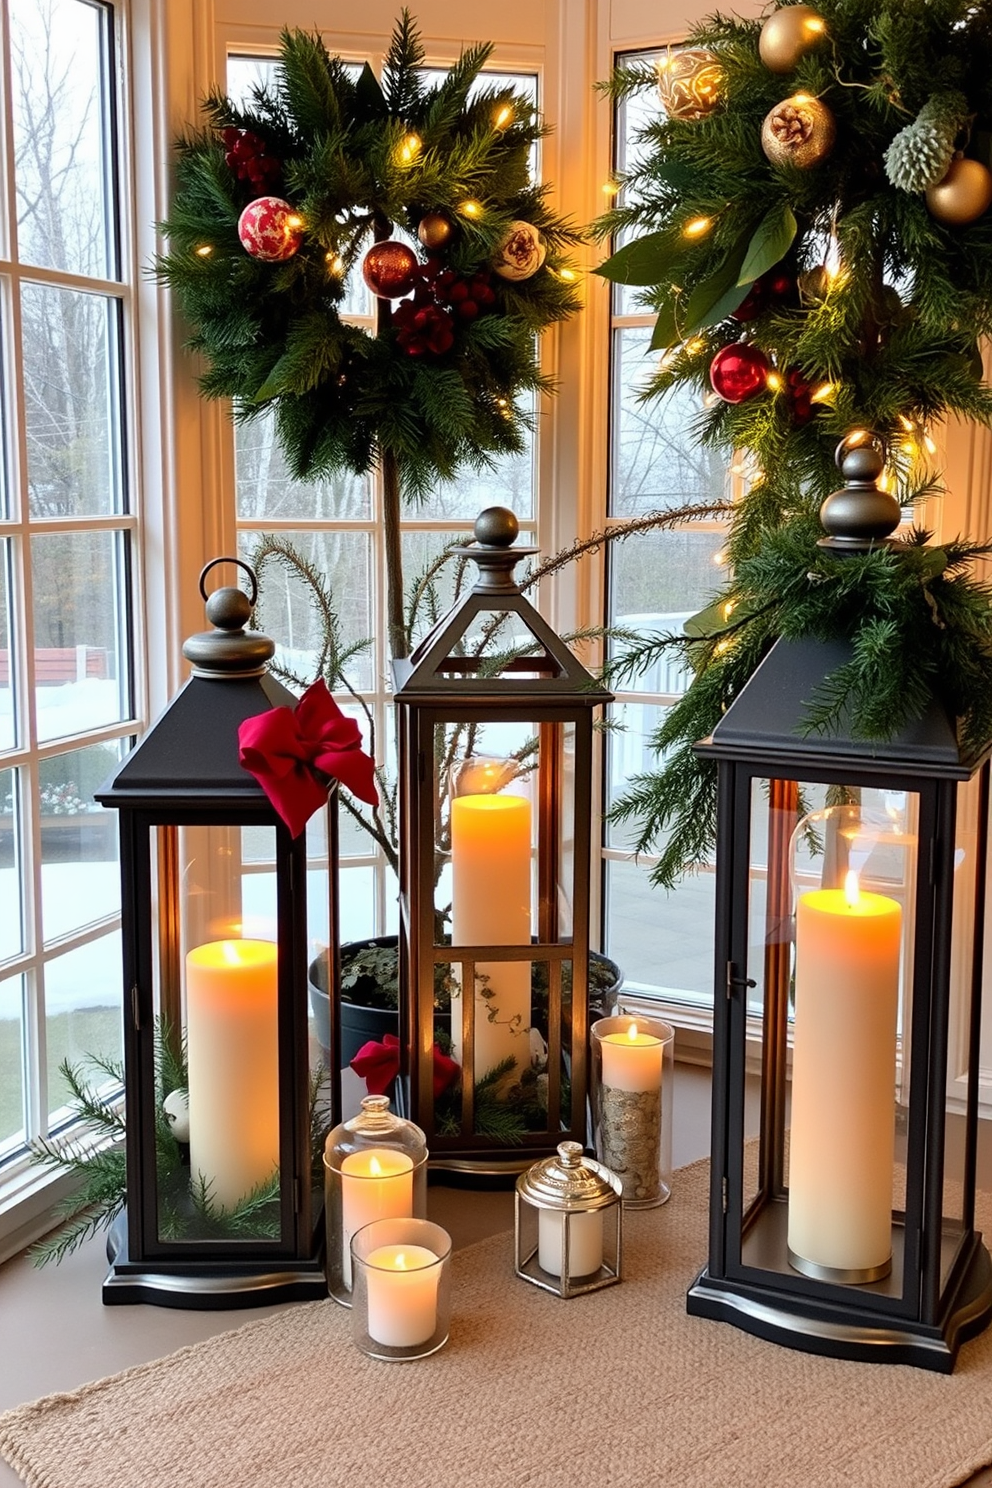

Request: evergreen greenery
left=156, top=14, right=582, bottom=505
left=596, top=0, right=992, bottom=887
left=29, top=1027, right=332, bottom=1264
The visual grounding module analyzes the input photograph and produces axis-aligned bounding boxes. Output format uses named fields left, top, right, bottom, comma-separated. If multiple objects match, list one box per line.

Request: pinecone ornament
left=884, top=91, right=970, bottom=193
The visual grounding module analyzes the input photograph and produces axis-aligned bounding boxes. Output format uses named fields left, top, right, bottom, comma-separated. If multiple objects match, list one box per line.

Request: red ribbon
left=351, top=1033, right=460, bottom=1101
left=238, top=678, right=378, bottom=838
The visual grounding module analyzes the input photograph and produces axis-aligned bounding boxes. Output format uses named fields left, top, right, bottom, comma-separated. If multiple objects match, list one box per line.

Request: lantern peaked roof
left=393, top=507, right=612, bottom=706
left=699, top=636, right=990, bottom=782
left=96, top=559, right=296, bottom=812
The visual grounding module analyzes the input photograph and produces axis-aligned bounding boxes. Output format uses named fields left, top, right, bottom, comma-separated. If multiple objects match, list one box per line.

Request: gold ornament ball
left=657, top=48, right=723, bottom=121
left=925, top=156, right=992, bottom=226
left=758, top=5, right=828, bottom=73
left=761, top=94, right=836, bottom=169
left=417, top=211, right=453, bottom=249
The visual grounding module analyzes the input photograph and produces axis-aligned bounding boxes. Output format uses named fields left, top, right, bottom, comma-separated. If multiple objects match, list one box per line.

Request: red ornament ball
left=709, top=343, right=770, bottom=403
left=362, top=241, right=420, bottom=299
left=237, top=197, right=303, bottom=262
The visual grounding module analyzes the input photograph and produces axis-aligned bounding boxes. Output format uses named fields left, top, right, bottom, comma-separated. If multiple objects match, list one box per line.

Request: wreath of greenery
left=156, top=13, right=582, bottom=504
left=596, top=0, right=992, bottom=886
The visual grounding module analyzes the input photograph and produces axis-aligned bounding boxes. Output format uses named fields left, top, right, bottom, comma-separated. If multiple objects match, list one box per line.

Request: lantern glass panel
left=149, top=822, right=283, bottom=1245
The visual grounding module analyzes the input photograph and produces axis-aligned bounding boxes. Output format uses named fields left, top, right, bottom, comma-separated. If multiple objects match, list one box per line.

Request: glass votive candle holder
left=323, top=1095, right=428, bottom=1307
left=590, top=1014, right=674, bottom=1208
left=350, top=1217, right=452, bottom=1361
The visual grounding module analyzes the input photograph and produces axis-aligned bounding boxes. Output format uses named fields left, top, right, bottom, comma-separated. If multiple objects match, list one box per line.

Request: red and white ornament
left=493, top=221, right=546, bottom=281
left=362, top=240, right=420, bottom=299
left=237, top=196, right=303, bottom=262
left=709, top=342, right=770, bottom=403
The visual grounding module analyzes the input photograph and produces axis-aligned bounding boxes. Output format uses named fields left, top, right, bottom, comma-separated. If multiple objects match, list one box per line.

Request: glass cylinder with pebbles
left=590, top=1015, right=674, bottom=1208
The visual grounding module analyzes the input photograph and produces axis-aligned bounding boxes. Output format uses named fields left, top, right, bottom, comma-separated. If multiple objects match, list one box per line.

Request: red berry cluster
left=393, top=259, right=498, bottom=357
left=785, top=367, right=814, bottom=425
left=221, top=128, right=282, bottom=195
left=731, top=266, right=797, bottom=323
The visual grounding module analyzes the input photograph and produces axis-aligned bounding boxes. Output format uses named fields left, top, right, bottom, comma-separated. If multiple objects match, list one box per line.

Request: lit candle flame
left=844, top=869, right=860, bottom=909
left=369, top=1155, right=384, bottom=1178
left=626, top=1022, right=639, bottom=1042
left=494, top=105, right=514, bottom=129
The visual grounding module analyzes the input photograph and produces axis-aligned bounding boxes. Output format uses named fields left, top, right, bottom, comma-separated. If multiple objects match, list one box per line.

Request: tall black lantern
left=393, top=509, right=612, bottom=1175
left=687, top=453, right=992, bottom=1370
left=96, top=559, right=337, bottom=1306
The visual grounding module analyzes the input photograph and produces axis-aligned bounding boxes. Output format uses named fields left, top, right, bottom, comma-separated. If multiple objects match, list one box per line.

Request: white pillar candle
left=451, top=792, right=532, bottom=1078
left=364, top=1243, right=440, bottom=1347
left=185, top=938, right=279, bottom=1211
left=600, top=1023, right=664, bottom=1092
left=538, top=1208, right=605, bottom=1278
left=788, top=871, right=901, bottom=1274
left=340, top=1149, right=415, bottom=1287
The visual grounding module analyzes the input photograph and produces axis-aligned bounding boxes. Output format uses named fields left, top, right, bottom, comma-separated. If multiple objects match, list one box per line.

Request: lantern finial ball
left=205, top=586, right=253, bottom=632
left=474, top=506, right=519, bottom=547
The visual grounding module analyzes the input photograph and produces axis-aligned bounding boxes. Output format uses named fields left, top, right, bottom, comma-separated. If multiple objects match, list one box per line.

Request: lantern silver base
left=102, top=1213, right=328, bottom=1310
left=686, top=1235, right=992, bottom=1373
left=787, top=1247, right=892, bottom=1285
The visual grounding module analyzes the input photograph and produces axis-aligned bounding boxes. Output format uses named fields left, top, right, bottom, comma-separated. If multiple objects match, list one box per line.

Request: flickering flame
left=195, top=244, right=213, bottom=257
left=683, top=216, right=712, bottom=238
left=398, top=133, right=422, bottom=164
left=394, top=1251, right=412, bottom=1270
left=458, top=199, right=483, bottom=218
left=369, top=1155, right=384, bottom=1178
left=494, top=104, right=514, bottom=129
left=625, top=1022, right=640, bottom=1043
left=844, top=870, right=860, bottom=909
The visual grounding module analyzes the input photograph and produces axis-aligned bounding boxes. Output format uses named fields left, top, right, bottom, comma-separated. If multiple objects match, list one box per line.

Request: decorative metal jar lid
left=181, top=557, right=276, bottom=677
left=516, top=1141, right=622, bottom=1212
left=324, top=1095, right=428, bottom=1171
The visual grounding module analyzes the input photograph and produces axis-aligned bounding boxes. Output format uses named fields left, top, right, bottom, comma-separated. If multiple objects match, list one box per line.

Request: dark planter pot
left=308, top=936, right=624, bottom=1070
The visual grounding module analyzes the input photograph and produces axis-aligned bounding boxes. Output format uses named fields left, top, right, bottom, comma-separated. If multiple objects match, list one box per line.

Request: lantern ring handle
left=197, top=556, right=258, bottom=609
left=834, top=431, right=886, bottom=468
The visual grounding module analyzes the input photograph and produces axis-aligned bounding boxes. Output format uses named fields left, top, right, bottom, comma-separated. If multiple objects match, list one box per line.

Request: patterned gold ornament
left=758, top=6, right=828, bottom=73
left=925, top=155, right=992, bottom=225
left=657, top=48, right=723, bottom=121
left=761, top=94, right=836, bottom=169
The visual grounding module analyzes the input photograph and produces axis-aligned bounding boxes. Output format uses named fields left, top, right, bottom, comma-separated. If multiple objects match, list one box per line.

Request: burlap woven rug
left=2, top=1155, right=992, bottom=1488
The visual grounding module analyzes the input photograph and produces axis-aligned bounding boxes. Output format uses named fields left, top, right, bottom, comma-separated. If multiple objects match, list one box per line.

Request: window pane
left=45, top=932, right=123, bottom=1122
left=22, top=285, right=122, bottom=517
left=40, top=741, right=121, bottom=942
left=0, top=766, right=22, bottom=960
left=605, top=856, right=715, bottom=1001
left=0, top=973, right=25, bottom=1153
left=235, top=413, right=371, bottom=523
left=611, top=326, right=727, bottom=517
left=610, top=527, right=725, bottom=630
left=417, top=423, right=535, bottom=521
left=32, top=529, right=129, bottom=742
left=11, top=0, right=114, bottom=280
left=0, top=546, right=13, bottom=750
left=240, top=528, right=374, bottom=693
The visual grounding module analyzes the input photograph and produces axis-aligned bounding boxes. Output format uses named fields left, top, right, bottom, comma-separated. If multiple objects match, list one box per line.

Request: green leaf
left=737, top=204, right=797, bottom=287
left=648, top=298, right=685, bottom=351
left=594, top=230, right=681, bottom=286
left=353, top=62, right=387, bottom=121
left=681, top=240, right=752, bottom=333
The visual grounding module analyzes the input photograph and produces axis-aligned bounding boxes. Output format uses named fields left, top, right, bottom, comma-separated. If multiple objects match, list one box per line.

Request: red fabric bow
left=238, top=678, right=378, bottom=838
left=351, top=1033, right=460, bottom=1102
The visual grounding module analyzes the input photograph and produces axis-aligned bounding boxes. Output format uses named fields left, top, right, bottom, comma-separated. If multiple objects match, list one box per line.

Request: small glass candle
left=590, top=1014, right=674, bottom=1208
left=350, top=1218, right=452, bottom=1361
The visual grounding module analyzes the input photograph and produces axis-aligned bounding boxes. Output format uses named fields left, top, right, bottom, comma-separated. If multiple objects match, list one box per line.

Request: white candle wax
left=185, top=938, right=279, bottom=1210
left=364, top=1243, right=440, bottom=1347
left=600, top=1023, right=664, bottom=1093
left=451, top=792, right=532, bottom=1078
left=788, top=876, right=901, bottom=1274
left=340, top=1149, right=415, bottom=1287
left=538, top=1208, right=605, bottom=1278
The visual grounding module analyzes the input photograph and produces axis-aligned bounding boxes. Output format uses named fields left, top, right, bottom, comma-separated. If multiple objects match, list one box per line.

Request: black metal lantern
left=393, top=508, right=612, bottom=1175
left=95, top=559, right=338, bottom=1306
left=687, top=452, right=992, bottom=1370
